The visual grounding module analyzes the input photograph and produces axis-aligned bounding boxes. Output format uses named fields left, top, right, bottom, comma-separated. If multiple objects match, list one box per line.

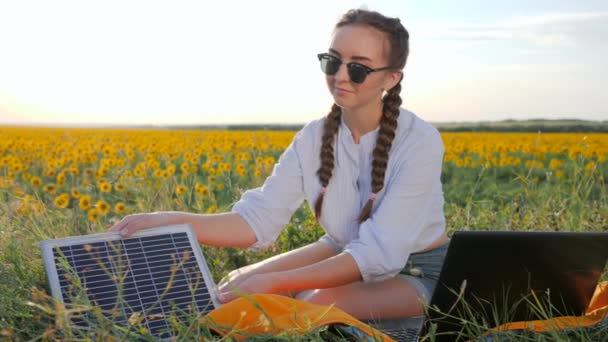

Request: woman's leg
left=296, top=277, right=425, bottom=319
left=295, top=241, right=450, bottom=320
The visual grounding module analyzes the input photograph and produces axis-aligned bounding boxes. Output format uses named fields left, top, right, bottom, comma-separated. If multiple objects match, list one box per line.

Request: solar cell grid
left=41, top=225, right=220, bottom=338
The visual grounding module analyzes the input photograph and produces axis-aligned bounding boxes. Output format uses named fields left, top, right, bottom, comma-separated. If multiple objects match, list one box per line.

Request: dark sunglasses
left=317, top=53, right=394, bottom=84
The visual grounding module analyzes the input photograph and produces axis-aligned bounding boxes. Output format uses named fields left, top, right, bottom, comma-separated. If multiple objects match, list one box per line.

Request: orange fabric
left=486, top=281, right=608, bottom=333
left=201, top=282, right=608, bottom=339
left=587, top=281, right=608, bottom=314
left=201, top=293, right=394, bottom=341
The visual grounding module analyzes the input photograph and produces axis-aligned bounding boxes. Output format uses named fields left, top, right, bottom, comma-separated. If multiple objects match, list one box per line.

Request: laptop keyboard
left=362, top=317, right=424, bottom=342
left=381, top=327, right=421, bottom=342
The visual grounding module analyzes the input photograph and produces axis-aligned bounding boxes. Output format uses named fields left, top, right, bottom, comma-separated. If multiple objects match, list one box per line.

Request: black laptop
left=420, top=230, right=608, bottom=341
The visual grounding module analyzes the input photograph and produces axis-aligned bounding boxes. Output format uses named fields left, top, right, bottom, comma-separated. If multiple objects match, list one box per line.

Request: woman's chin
left=332, top=97, right=352, bottom=109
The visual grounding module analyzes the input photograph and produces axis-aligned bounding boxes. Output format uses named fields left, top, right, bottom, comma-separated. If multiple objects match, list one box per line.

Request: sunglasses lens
left=318, top=54, right=371, bottom=83
left=348, top=64, right=367, bottom=84
left=320, top=55, right=340, bottom=75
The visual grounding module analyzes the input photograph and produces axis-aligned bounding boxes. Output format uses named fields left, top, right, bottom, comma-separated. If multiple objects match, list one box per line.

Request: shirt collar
left=339, top=113, right=380, bottom=150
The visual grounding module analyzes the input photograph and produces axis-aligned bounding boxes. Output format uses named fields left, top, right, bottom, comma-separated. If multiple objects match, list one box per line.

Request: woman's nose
left=333, top=63, right=350, bottom=82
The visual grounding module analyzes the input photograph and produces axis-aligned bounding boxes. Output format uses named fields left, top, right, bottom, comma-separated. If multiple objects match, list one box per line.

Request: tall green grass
left=0, top=151, right=606, bottom=341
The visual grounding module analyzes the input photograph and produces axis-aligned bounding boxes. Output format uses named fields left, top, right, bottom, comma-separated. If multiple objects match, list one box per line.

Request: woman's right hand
left=107, top=212, right=172, bottom=237
left=217, top=266, right=253, bottom=295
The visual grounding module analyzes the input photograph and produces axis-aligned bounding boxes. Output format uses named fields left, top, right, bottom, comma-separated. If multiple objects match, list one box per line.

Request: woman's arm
left=219, top=252, right=362, bottom=302
left=109, top=211, right=338, bottom=268
left=173, top=211, right=257, bottom=247
left=108, top=211, right=258, bottom=248
left=235, top=240, right=338, bottom=275
left=217, top=240, right=339, bottom=296
left=272, top=252, right=361, bottom=292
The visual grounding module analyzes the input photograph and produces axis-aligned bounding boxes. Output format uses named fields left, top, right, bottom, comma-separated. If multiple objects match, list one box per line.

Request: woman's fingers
left=218, top=269, right=247, bottom=292
left=218, top=277, right=240, bottom=293
left=218, top=290, right=236, bottom=304
left=108, top=214, right=137, bottom=231
left=106, top=214, right=149, bottom=237
left=218, top=285, right=246, bottom=304
left=217, top=274, right=274, bottom=304
left=217, top=277, right=229, bottom=289
left=117, top=220, right=142, bottom=237
left=107, top=212, right=171, bottom=237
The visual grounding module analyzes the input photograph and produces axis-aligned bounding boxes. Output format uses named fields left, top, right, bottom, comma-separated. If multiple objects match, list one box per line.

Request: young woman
left=108, top=8, right=449, bottom=321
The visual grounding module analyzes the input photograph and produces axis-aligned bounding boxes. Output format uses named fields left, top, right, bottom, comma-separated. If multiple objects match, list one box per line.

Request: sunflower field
left=0, top=126, right=606, bottom=340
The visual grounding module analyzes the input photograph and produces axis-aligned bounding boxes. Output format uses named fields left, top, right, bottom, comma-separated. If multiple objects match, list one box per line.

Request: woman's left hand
left=218, top=273, right=280, bottom=303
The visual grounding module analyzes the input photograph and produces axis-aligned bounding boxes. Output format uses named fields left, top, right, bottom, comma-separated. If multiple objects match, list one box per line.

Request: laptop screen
left=424, top=231, right=608, bottom=341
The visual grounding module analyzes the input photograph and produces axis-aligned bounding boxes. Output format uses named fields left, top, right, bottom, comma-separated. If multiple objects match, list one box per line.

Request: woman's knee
left=295, top=288, right=337, bottom=306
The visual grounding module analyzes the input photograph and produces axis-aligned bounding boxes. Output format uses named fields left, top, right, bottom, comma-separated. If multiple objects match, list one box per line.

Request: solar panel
left=40, top=224, right=220, bottom=338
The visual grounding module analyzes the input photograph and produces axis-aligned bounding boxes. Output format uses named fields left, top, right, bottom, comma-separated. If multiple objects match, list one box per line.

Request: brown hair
left=314, top=9, right=409, bottom=224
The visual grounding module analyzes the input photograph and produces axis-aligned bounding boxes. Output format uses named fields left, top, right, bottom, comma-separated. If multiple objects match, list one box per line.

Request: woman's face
left=325, top=24, right=400, bottom=110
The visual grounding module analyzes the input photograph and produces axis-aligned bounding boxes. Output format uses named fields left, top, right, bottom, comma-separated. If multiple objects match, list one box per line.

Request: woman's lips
left=334, top=87, right=352, bottom=96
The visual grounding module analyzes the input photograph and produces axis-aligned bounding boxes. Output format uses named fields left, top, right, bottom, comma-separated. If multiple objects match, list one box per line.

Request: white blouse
left=231, top=107, right=446, bottom=283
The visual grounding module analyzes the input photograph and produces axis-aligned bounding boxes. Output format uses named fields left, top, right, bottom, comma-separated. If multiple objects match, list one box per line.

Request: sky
left=0, top=0, right=607, bottom=126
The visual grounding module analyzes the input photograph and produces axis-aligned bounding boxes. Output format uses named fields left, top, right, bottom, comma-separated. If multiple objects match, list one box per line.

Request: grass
left=422, top=285, right=608, bottom=341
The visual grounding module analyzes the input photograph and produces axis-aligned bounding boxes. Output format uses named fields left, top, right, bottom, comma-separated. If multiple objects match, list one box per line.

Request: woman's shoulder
left=293, top=117, right=325, bottom=146
left=394, top=107, right=444, bottom=153
left=397, top=107, right=440, bottom=138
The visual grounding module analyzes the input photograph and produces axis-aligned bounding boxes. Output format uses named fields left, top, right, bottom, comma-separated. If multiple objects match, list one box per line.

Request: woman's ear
left=383, top=70, right=403, bottom=91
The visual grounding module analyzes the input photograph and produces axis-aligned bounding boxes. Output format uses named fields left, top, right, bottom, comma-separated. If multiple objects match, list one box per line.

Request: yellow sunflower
left=43, top=183, right=57, bottom=194
left=115, top=183, right=125, bottom=192
left=264, top=156, right=275, bottom=167
left=99, top=181, right=112, bottom=193
left=88, top=208, right=100, bottom=222
left=30, top=176, right=43, bottom=188
left=180, top=162, right=190, bottom=173
left=53, top=193, right=70, bottom=209
left=79, top=195, right=92, bottom=210
left=195, top=184, right=209, bottom=196
left=220, top=163, right=232, bottom=172
left=175, top=185, right=187, bottom=196
left=96, top=200, right=111, bottom=215
left=71, top=188, right=81, bottom=199
left=114, top=202, right=126, bottom=214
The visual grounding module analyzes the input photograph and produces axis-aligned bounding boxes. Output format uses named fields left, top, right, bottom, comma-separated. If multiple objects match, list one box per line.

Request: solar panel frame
left=40, top=224, right=221, bottom=336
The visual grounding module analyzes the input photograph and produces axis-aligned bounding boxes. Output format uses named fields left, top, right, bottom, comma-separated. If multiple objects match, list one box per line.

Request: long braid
left=358, top=82, right=402, bottom=223
left=314, top=104, right=341, bottom=221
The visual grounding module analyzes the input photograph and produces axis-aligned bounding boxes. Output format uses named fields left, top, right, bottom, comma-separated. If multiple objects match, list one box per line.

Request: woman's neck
left=341, top=99, right=383, bottom=144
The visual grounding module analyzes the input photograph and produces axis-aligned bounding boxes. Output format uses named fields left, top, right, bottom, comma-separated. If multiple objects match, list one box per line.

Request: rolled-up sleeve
left=231, top=126, right=308, bottom=251
left=343, top=129, right=445, bottom=282
left=318, top=234, right=343, bottom=254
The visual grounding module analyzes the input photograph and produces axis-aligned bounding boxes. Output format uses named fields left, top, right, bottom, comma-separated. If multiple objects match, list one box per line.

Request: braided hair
left=314, top=9, right=409, bottom=224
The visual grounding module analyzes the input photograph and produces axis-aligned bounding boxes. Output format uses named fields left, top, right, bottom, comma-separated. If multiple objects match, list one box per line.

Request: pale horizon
left=1, top=0, right=607, bottom=126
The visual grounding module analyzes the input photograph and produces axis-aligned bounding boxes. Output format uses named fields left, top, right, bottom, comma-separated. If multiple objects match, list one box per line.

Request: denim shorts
left=397, top=241, right=449, bottom=305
